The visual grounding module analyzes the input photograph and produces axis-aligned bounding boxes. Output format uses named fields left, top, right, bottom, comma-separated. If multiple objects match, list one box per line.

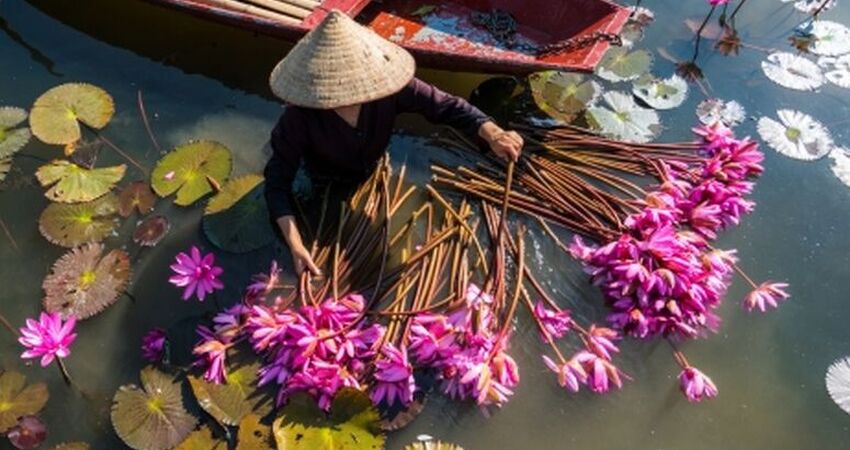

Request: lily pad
left=188, top=361, right=266, bottom=427
left=529, top=72, right=600, bottom=123
left=0, top=107, right=32, bottom=159
left=173, top=426, right=226, bottom=450
left=133, top=215, right=170, bottom=247
left=51, top=444, right=90, bottom=450
left=402, top=441, right=464, bottom=450
left=236, top=414, right=273, bottom=450
left=632, top=74, right=688, bottom=110
left=38, top=193, right=119, bottom=247
left=272, top=388, right=385, bottom=450
left=111, top=366, right=198, bottom=450
left=695, top=98, right=746, bottom=127
left=827, top=357, right=850, bottom=414
left=761, top=52, right=824, bottom=91
left=7, top=415, right=47, bottom=450
left=829, top=148, right=850, bottom=187
left=43, top=242, right=131, bottom=320
left=36, top=160, right=126, bottom=203
left=818, top=55, right=850, bottom=88
left=204, top=174, right=264, bottom=215
left=595, top=47, right=653, bottom=83
left=0, top=157, right=11, bottom=183
left=585, top=91, right=660, bottom=143
left=0, top=372, right=49, bottom=433
left=784, top=0, right=836, bottom=14
left=202, top=183, right=274, bottom=253
left=757, top=109, right=833, bottom=160
left=807, top=20, right=850, bottom=56
left=118, top=181, right=157, bottom=217
left=29, top=83, right=114, bottom=145
left=151, top=140, right=232, bottom=206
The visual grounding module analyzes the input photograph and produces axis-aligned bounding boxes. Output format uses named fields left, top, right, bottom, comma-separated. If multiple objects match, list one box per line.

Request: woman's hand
left=276, top=215, right=322, bottom=276
left=479, top=121, right=523, bottom=162
left=290, top=244, right=321, bottom=276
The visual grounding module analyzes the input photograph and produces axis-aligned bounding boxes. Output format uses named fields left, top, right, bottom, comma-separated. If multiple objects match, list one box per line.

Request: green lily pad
left=173, top=426, right=226, bottom=450
left=586, top=91, right=661, bottom=144
left=42, top=242, right=131, bottom=320
left=29, top=83, right=115, bottom=145
left=236, top=414, right=273, bottom=450
left=0, top=106, right=32, bottom=159
left=272, top=388, right=385, bottom=450
left=202, top=183, right=274, bottom=253
left=151, top=140, right=232, bottom=206
left=118, top=181, right=157, bottom=217
left=0, top=371, right=49, bottom=433
left=402, top=441, right=464, bottom=450
left=204, top=174, right=264, bottom=215
left=36, top=160, right=126, bottom=203
left=111, top=366, right=198, bottom=450
left=632, top=74, right=688, bottom=110
left=0, top=157, right=11, bottom=184
left=51, top=443, right=90, bottom=450
left=188, top=361, right=268, bottom=427
left=529, top=72, right=600, bottom=123
left=38, top=193, right=119, bottom=248
left=596, top=47, right=653, bottom=83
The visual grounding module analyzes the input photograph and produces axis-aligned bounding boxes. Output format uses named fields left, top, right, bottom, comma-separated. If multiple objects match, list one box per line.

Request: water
left=1, top=0, right=850, bottom=448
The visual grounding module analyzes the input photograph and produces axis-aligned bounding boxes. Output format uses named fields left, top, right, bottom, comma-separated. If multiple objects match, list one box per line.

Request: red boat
left=141, top=0, right=630, bottom=74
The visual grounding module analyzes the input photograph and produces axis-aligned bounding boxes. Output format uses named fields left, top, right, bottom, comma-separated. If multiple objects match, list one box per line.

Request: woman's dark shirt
left=263, top=78, right=491, bottom=220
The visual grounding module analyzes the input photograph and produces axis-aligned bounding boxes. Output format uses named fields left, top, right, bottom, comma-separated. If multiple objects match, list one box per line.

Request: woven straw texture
left=269, top=10, right=416, bottom=108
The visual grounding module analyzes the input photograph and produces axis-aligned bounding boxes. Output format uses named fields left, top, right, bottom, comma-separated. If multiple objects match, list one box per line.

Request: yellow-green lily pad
left=30, top=83, right=115, bottom=145
left=151, top=140, right=232, bottom=206
left=38, top=193, right=119, bottom=248
left=202, top=182, right=274, bottom=253
left=529, top=71, right=600, bottom=123
left=173, top=426, right=226, bottom=450
left=189, top=361, right=269, bottom=427
left=0, top=106, right=32, bottom=159
left=36, top=160, right=126, bottom=203
left=0, top=371, right=49, bottom=433
left=204, top=174, right=263, bottom=215
left=236, top=414, right=273, bottom=450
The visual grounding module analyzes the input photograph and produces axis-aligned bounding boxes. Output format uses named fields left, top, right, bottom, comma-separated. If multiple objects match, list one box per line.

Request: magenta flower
left=169, top=246, right=224, bottom=301
left=743, top=282, right=790, bottom=312
left=575, top=350, right=623, bottom=393
left=370, top=343, right=415, bottom=407
left=244, top=260, right=281, bottom=304
left=19, top=312, right=77, bottom=367
left=542, top=355, right=587, bottom=392
left=141, top=328, right=167, bottom=363
left=586, top=325, right=620, bottom=361
left=678, top=366, right=718, bottom=402
left=532, top=302, right=572, bottom=342
left=409, top=313, right=458, bottom=365
left=193, top=325, right=230, bottom=384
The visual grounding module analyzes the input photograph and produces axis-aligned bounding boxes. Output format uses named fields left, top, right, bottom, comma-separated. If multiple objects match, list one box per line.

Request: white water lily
left=757, top=109, right=833, bottom=160
left=826, top=357, right=850, bottom=414
left=586, top=91, right=660, bottom=143
left=632, top=74, right=688, bottom=110
left=695, top=98, right=746, bottom=127
left=761, top=52, right=824, bottom=91
left=818, top=55, right=850, bottom=88
left=828, top=148, right=850, bottom=187
left=808, top=21, right=850, bottom=56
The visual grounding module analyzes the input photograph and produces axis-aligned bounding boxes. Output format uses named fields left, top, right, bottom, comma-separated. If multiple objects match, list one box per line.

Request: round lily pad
left=761, top=52, right=824, bottom=91
left=118, top=181, right=157, bottom=217
left=173, top=426, right=226, bottom=450
left=202, top=183, right=274, bottom=253
left=7, top=415, right=47, bottom=450
left=36, top=160, right=126, bottom=203
left=529, top=71, right=600, bottom=123
left=43, top=242, right=131, bottom=320
left=695, top=98, right=746, bottom=127
left=819, top=55, right=850, bottom=89
left=0, top=372, right=49, bottom=433
left=133, top=215, right=170, bottom=247
left=111, top=366, right=198, bottom=450
left=632, top=74, right=688, bottom=110
left=586, top=91, right=660, bottom=143
left=204, top=174, right=264, bottom=215
left=595, top=47, right=653, bottom=83
left=0, top=106, right=32, bottom=159
left=0, top=157, right=11, bottom=184
left=827, top=357, right=850, bottom=414
left=808, top=21, right=850, bottom=56
left=151, top=140, right=232, bottom=206
left=236, top=414, right=273, bottom=450
left=757, top=109, right=833, bottom=160
left=38, top=193, right=119, bottom=247
left=188, top=361, right=265, bottom=427
left=829, top=148, right=850, bottom=187
left=272, top=388, right=384, bottom=450
left=29, top=83, right=115, bottom=145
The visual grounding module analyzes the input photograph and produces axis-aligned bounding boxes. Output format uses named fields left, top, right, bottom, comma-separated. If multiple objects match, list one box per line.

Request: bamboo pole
left=240, top=0, right=312, bottom=19
left=274, top=0, right=320, bottom=10
left=206, top=0, right=301, bottom=23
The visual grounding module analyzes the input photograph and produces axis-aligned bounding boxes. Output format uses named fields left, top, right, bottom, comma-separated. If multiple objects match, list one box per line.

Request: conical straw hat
left=269, top=10, right=416, bottom=108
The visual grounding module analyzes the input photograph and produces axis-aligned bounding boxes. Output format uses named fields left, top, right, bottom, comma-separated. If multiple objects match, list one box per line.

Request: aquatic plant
left=695, top=98, right=745, bottom=127
left=19, top=312, right=77, bottom=385
left=117, top=181, right=156, bottom=217
left=168, top=246, right=224, bottom=301
left=826, top=357, right=850, bottom=414
left=585, top=91, right=661, bottom=143
left=36, top=160, right=126, bottom=203
left=202, top=175, right=275, bottom=253
left=141, top=328, right=167, bottom=363
left=29, top=83, right=114, bottom=146
left=0, top=372, right=48, bottom=433
left=133, top=216, right=170, bottom=247
left=0, top=107, right=32, bottom=183
left=151, top=140, right=232, bottom=206
left=761, top=52, right=825, bottom=91
left=828, top=147, right=850, bottom=187
left=757, top=109, right=833, bottom=160
left=6, top=416, right=47, bottom=450
left=38, top=193, right=120, bottom=248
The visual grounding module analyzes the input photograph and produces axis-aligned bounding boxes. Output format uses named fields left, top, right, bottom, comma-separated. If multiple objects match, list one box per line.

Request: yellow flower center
left=79, top=270, right=97, bottom=289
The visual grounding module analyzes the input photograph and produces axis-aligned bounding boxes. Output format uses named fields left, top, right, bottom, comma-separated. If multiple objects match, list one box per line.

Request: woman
left=264, top=10, right=523, bottom=276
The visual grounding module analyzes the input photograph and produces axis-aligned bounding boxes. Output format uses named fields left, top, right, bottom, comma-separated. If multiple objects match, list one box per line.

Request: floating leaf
left=151, top=140, right=232, bottom=206
left=0, top=157, right=11, bottom=183
left=529, top=72, right=600, bottom=123
left=761, top=52, right=824, bottom=91
left=203, top=183, right=274, bottom=253
left=36, top=160, right=126, bottom=203
left=133, top=215, right=170, bottom=247
left=51, top=443, right=90, bottom=450
left=402, top=440, right=464, bottom=450
left=0, top=106, right=32, bottom=159
left=236, top=414, right=273, bottom=450
left=696, top=98, right=746, bottom=127
left=42, top=242, right=131, bottom=320
left=757, top=109, right=833, bottom=160
left=807, top=21, right=850, bottom=56
left=38, top=193, right=118, bottom=247
left=173, top=426, right=226, bottom=450
left=29, top=83, right=114, bottom=145
left=595, top=47, right=653, bottom=82
left=632, top=74, right=688, bottom=110
left=829, top=148, right=850, bottom=187
left=189, top=361, right=265, bottom=427
left=7, top=416, right=47, bottom=450
left=380, top=395, right=426, bottom=431
left=118, top=181, right=156, bottom=217
left=111, top=366, right=198, bottom=450
left=585, top=91, right=660, bottom=143
left=826, top=357, right=850, bottom=414
left=783, top=0, right=836, bottom=14
left=204, top=174, right=264, bottom=215
left=818, top=55, right=850, bottom=88
left=272, top=388, right=385, bottom=450
left=0, top=372, right=49, bottom=433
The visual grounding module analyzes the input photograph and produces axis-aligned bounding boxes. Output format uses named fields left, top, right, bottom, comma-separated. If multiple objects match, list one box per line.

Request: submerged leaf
left=29, top=83, right=114, bottom=145
left=36, top=160, right=126, bottom=203
left=761, top=52, right=824, bottom=91
left=585, top=91, right=660, bottom=143
left=38, top=193, right=119, bottom=247
left=151, top=140, right=232, bottom=206
left=111, top=367, right=198, bottom=450
left=188, top=361, right=265, bottom=427
left=236, top=414, right=273, bottom=450
left=595, top=47, right=653, bottom=82
left=695, top=98, right=746, bottom=127
left=133, top=215, right=170, bottom=247
left=43, top=242, right=131, bottom=320
left=0, top=106, right=32, bottom=159
left=204, top=174, right=264, bottom=215
left=826, top=357, right=850, bottom=414
left=632, top=74, right=688, bottom=110
left=203, top=183, right=274, bottom=253
left=272, top=388, right=384, bottom=450
left=173, top=426, right=226, bottom=450
left=529, top=72, right=600, bottom=123
left=757, top=109, right=833, bottom=160
left=0, top=372, right=49, bottom=433
left=118, top=181, right=157, bottom=217
left=808, top=20, right=850, bottom=56
left=828, top=148, right=850, bottom=187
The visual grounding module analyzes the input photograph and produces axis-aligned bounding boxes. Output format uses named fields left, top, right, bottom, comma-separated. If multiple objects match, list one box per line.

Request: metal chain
left=537, top=31, right=623, bottom=57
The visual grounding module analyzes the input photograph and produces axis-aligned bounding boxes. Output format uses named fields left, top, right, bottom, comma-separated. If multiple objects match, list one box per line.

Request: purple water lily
left=169, top=246, right=224, bottom=301
left=19, top=312, right=76, bottom=367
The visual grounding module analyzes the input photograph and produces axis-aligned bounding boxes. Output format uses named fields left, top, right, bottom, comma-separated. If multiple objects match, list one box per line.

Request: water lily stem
left=0, top=216, right=18, bottom=252
left=137, top=90, right=162, bottom=154
left=0, top=312, right=18, bottom=337
left=91, top=129, right=147, bottom=174
left=56, top=358, right=74, bottom=387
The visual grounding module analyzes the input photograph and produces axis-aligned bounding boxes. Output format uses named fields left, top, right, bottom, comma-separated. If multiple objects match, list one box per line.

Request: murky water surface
left=1, top=0, right=850, bottom=448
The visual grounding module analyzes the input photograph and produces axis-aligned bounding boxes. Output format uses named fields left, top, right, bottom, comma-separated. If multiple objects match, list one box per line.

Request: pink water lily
left=743, top=282, right=790, bottom=312
left=19, top=312, right=77, bottom=367
left=244, top=260, right=281, bottom=304
left=542, top=355, right=587, bottom=393
left=169, top=246, right=224, bottom=301
left=678, top=366, right=718, bottom=402
left=193, top=325, right=231, bottom=384
left=370, top=343, right=415, bottom=407
left=586, top=325, right=620, bottom=361
left=141, top=328, right=167, bottom=363
left=575, top=350, right=623, bottom=393
left=532, top=302, right=572, bottom=342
